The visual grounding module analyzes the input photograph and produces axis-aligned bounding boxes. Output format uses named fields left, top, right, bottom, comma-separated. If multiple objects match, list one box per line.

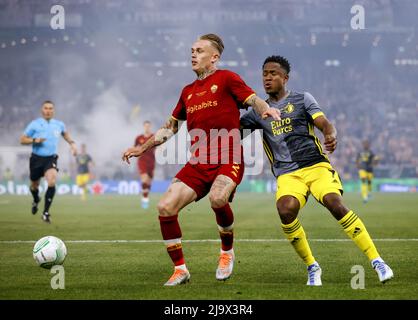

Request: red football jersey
left=171, top=69, right=255, bottom=164
left=135, top=134, right=156, bottom=165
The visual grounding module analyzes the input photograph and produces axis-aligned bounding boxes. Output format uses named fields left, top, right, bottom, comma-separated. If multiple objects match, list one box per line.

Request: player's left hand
left=262, top=108, right=281, bottom=121
left=122, top=147, right=143, bottom=164
left=324, top=134, right=337, bottom=154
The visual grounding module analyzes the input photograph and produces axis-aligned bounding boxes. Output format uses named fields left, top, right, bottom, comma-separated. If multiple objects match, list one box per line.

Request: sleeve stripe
left=311, top=111, right=324, bottom=120
left=243, top=93, right=256, bottom=105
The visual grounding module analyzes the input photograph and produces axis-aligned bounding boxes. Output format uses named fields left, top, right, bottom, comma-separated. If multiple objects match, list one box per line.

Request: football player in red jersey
left=134, top=120, right=155, bottom=209
left=123, top=34, right=280, bottom=286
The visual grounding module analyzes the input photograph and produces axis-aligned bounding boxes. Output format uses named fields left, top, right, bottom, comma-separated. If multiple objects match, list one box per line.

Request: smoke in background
left=46, top=40, right=140, bottom=179
left=44, top=21, right=183, bottom=180
left=73, top=86, right=138, bottom=177
left=1, top=0, right=417, bottom=181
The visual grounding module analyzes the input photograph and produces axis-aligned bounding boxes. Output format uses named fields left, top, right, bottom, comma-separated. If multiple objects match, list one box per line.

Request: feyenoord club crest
left=284, top=103, right=294, bottom=114
left=211, top=84, right=218, bottom=93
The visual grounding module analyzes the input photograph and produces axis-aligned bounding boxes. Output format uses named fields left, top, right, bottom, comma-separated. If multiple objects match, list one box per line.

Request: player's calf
left=30, top=186, right=40, bottom=214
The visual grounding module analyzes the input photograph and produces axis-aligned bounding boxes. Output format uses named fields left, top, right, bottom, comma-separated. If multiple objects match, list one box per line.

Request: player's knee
left=45, top=174, right=57, bottom=186
left=276, top=197, right=299, bottom=214
left=209, top=192, right=228, bottom=209
left=31, top=181, right=40, bottom=189
left=157, top=199, right=176, bottom=216
left=276, top=197, right=299, bottom=223
left=47, top=179, right=56, bottom=187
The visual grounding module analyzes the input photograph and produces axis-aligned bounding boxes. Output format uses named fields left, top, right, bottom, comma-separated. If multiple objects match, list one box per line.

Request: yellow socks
left=339, top=211, right=379, bottom=261
left=81, top=186, right=87, bottom=201
left=361, top=183, right=368, bottom=200
left=282, top=219, right=316, bottom=266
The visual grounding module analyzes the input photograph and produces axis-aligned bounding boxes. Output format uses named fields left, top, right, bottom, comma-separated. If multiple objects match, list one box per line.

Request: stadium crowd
left=1, top=0, right=417, bottom=181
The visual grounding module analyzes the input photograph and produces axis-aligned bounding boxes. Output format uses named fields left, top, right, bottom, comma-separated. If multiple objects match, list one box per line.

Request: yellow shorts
left=276, top=162, right=343, bottom=209
left=76, top=173, right=90, bottom=186
left=359, top=170, right=373, bottom=181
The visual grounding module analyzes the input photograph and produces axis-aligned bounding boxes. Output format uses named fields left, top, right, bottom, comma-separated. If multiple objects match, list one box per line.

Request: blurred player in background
left=241, top=55, right=393, bottom=285
left=76, top=143, right=94, bottom=201
left=134, top=120, right=155, bottom=209
left=123, top=33, right=280, bottom=286
left=2, top=167, right=14, bottom=181
left=356, top=140, right=379, bottom=203
left=20, top=100, right=77, bottom=223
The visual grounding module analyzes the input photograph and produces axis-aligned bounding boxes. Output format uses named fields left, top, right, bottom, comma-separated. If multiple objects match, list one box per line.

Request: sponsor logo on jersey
left=186, top=100, right=218, bottom=114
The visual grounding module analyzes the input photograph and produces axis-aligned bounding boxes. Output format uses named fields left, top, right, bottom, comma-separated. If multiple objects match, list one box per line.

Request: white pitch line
left=0, top=238, right=418, bottom=244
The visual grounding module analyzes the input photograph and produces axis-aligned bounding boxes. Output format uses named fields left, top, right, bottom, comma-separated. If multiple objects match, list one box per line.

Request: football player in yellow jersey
left=75, top=144, right=94, bottom=200
left=241, top=55, right=393, bottom=285
left=356, top=140, right=379, bottom=203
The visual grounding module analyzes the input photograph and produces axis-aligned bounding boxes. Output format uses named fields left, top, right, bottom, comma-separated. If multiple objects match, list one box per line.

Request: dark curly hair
left=262, top=55, right=291, bottom=74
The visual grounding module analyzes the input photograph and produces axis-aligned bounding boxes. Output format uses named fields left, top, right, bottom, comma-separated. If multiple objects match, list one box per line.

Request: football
left=33, top=236, right=67, bottom=269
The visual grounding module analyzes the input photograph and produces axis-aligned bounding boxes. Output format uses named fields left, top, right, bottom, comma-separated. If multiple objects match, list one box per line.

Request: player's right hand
left=122, top=147, right=143, bottom=164
left=33, top=138, right=46, bottom=144
left=262, top=108, right=281, bottom=121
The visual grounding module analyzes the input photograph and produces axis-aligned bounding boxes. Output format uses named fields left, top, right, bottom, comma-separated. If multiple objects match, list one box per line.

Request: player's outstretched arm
left=62, top=131, right=77, bottom=156
left=245, top=95, right=281, bottom=120
left=122, top=117, right=179, bottom=164
left=314, top=115, right=337, bottom=154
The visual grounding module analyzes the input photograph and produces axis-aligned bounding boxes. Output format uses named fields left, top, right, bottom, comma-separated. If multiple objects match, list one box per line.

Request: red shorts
left=138, top=161, right=155, bottom=179
left=175, top=161, right=245, bottom=201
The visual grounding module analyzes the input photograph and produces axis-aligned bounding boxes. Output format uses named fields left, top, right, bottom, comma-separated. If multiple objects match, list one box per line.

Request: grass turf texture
left=0, top=193, right=417, bottom=300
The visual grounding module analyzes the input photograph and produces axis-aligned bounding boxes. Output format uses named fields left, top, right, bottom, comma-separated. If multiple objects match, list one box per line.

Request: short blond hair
left=199, top=33, right=224, bottom=56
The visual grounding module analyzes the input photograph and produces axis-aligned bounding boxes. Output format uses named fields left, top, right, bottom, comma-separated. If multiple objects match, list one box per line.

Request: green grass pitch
left=0, top=192, right=417, bottom=300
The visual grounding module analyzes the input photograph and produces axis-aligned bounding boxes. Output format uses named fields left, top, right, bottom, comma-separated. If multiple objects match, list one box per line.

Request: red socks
left=159, top=215, right=184, bottom=266
left=142, top=182, right=150, bottom=198
left=212, top=204, right=234, bottom=251
left=159, top=204, right=235, bottom=266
